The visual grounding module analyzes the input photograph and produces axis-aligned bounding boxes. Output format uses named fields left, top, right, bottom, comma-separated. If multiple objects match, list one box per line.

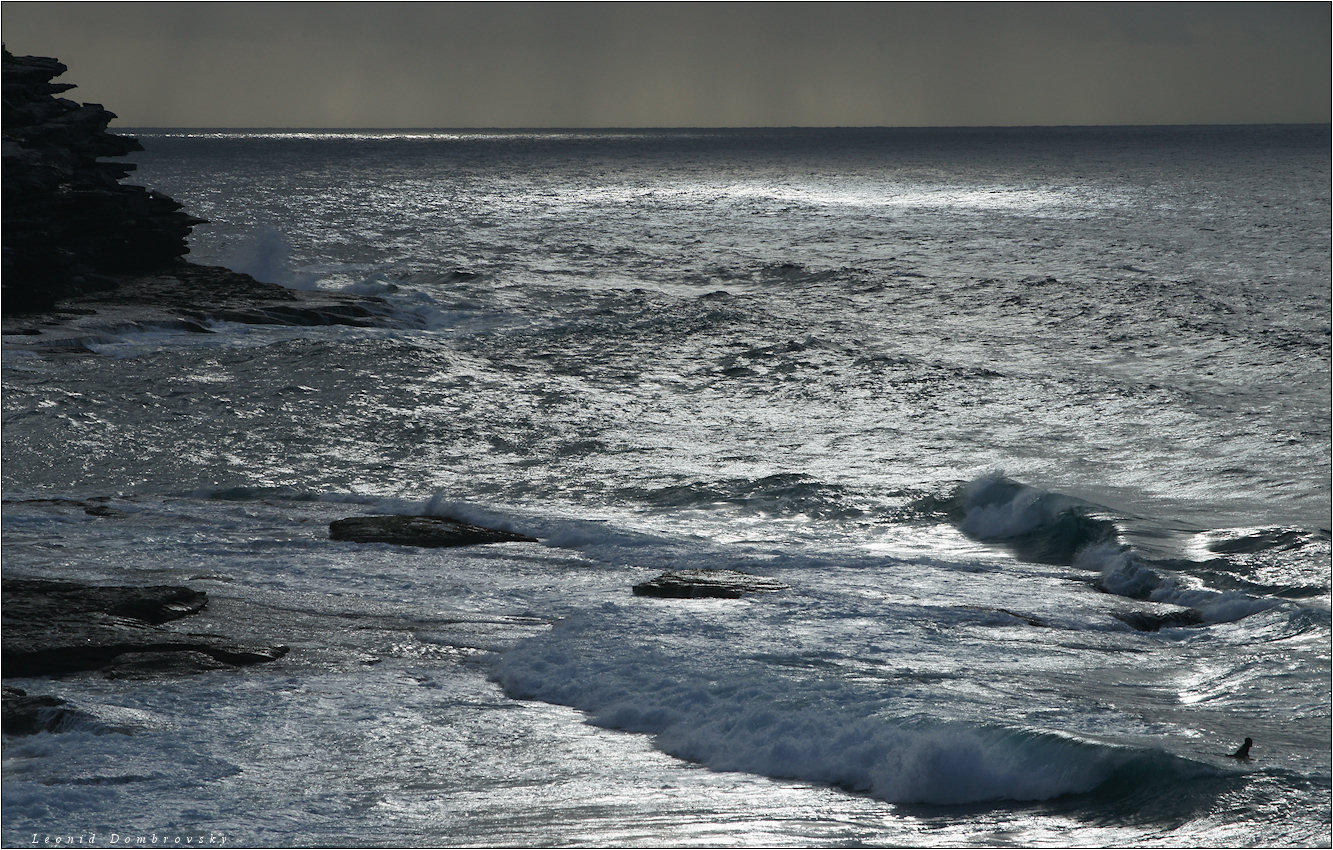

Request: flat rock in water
left=1113, top=606, right=1205, bottom=632
left=1, top=578, right=288, bottom=678
left=2, top=263, right=393, bottom=353
left=632, top=569, right=790, bottom=599
left=329, top=515, right=538, bottom=548
left=3, top=578, right=207, bottom=625
left=2, top=686, right=101, bottom=735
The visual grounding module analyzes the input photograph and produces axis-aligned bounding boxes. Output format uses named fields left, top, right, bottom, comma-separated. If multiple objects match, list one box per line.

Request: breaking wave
left=944, top=473, right=1121, bottom=564
left=494, top=620, right=1220, bottom=806
left=941, top=474, right=1286, bottom=626
left=1079, top=542, right=1281, bottom=624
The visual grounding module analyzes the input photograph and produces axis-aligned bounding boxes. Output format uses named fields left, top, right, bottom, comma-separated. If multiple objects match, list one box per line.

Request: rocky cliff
left=2, top=47, right=395, bottom=345
left=2, top=47, right=205, bottom=312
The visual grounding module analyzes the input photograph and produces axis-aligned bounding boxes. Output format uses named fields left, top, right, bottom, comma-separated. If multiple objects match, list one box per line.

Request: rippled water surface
left=3, top=126, right=1329, bottom=847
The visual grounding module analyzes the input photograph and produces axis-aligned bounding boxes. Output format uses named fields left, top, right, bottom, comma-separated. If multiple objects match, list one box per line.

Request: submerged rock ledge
left=1, top=262, right=393, bottom=352
left=1, top=578, right=288, bottom=680
left=330, top=515, right=539, bottom=548
left=633, top=569, right=790, bottom=599
left=2, top=686, right=102, bottom=735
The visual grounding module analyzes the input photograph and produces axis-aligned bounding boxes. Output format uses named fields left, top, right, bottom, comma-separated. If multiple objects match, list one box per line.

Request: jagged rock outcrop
left=330, top=515, right=539, bottom=548
left=2, top=47, right=205, bottom=312
left=1, top=48, right=395, bottom=346
left=632, top=569, right=790, bottom=599
left=1, top=578, right=288, bottom=678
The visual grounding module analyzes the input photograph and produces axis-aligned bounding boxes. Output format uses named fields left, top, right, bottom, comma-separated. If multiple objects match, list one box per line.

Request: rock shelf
left=632, top=569, right=790, bottom=599
left=1, top=578, right=289, bottom=681
left=330, top=515, right=540, bottom=548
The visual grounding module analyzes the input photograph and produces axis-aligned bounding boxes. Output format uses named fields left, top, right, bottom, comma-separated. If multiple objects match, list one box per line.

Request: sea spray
left=222, top=225, right=319, bottom=290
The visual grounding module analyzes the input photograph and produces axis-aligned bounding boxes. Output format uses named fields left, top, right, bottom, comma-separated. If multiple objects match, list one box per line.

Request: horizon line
left=115, top=121, right=1333, bottom=132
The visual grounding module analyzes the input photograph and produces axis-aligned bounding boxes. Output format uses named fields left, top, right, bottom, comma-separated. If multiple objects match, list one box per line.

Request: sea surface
left=2, top=126, right=1330, bottom=848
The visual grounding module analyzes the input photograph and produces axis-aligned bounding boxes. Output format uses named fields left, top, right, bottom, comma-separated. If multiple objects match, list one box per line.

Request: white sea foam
left=494, top=614, right=1194, bottom=805
left=1078, top=542, right=1280, bottom=623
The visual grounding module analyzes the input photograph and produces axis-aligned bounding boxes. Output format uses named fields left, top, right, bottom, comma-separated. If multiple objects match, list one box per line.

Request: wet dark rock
left=2, top=686, right=100, bottom=735
left=208, top=300, right=386, bottom=327
left=1, top=263, right=394, bottom=351
left=2, top=496, right=128, bottom=517
left=330, top=515, right=539, bottom=548
left=2, top=578, right=288, bottom=678
left=632, top=569, right=790, bottom=599
left=1112, top=607, right=1204, bottom=632
left=4, top=579, right=207, bottom=624
left=2, top=262, right=394, bottom=351
left=1207, top=527, right=1321, bottom=555
left=3, top=48, right=204, bottom=312
left=103, top=650, right=232, bottom=680
left=82, top=503, right=125, bottom=517
left=436, top=269, right=480, bottom=283
left=960, top=605, right=1048, bottom=627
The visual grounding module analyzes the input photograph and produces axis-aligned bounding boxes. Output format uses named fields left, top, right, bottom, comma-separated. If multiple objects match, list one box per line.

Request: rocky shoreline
left=1, top=504, right=794, bottom=735
left=3, top=45, right=393, bottom=350
left=1, top=260, right=395, bottom=354
left=0, top=45, right=796, bottom=737
left=0, top=46, right=399, bottom=731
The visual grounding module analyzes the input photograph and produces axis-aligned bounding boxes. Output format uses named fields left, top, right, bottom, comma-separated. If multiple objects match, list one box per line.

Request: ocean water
left=2, top=126, right=1329, bottom=847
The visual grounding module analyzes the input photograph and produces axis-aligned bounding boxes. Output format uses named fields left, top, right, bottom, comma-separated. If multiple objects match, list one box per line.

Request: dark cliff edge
left=1, top=49, right=334, bottom=730
left=1, top=46, right=390, bottom=347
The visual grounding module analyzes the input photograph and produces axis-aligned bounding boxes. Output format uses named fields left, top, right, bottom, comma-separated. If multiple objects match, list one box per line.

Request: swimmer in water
left=1227, top=737, right=1253, bottom=759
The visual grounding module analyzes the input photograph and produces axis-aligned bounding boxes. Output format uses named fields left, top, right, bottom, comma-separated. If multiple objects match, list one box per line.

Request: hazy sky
left=3, top=2, right=1329, bottom=128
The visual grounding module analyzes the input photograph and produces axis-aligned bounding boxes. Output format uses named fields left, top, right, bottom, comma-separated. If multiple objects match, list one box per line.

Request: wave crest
left=945, top=474, right=1286, bottom=627
left=949, top=473, right=1120, bottom=564
left=1079, top=542, right=1280, bottom=624
left=494, top=627, right=1216, bottom=806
